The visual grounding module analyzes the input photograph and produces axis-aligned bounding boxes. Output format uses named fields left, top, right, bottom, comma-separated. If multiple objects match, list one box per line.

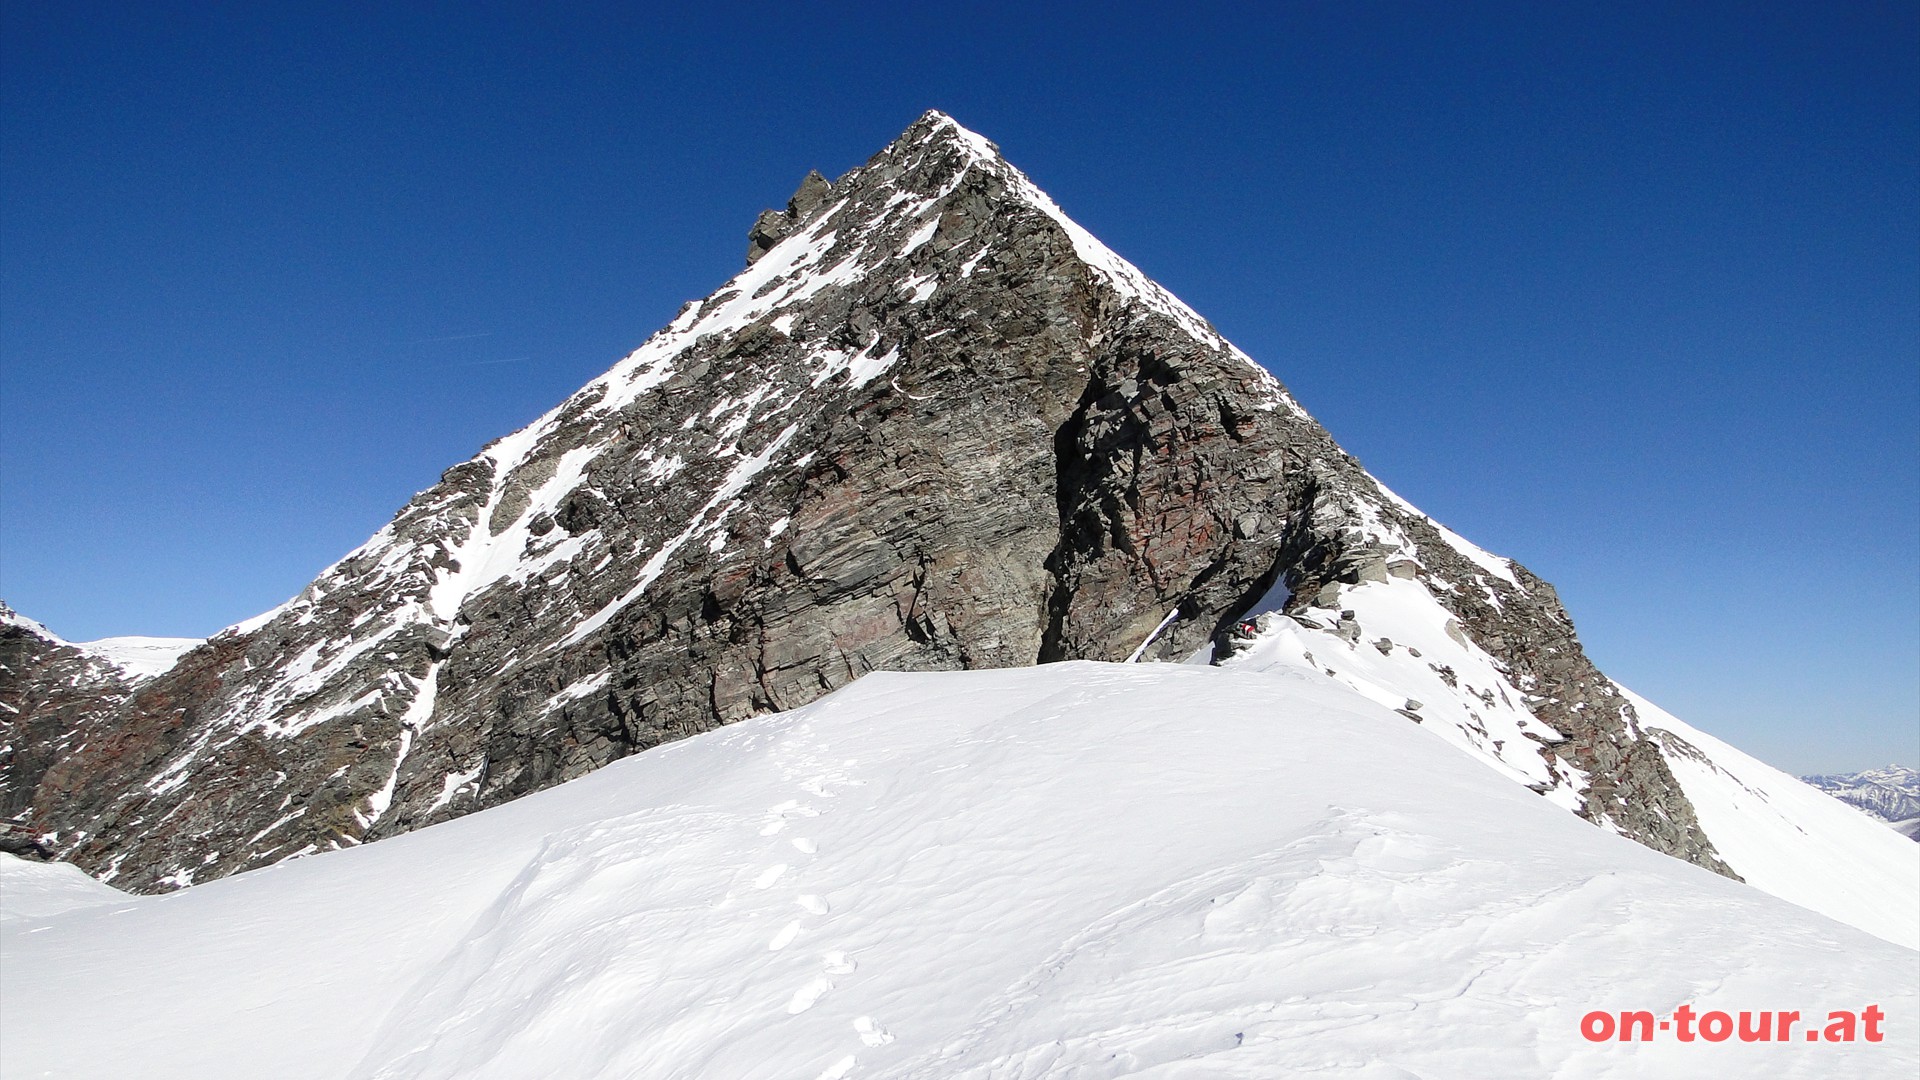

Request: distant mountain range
left=1802, top=765, right=1920, bottom=840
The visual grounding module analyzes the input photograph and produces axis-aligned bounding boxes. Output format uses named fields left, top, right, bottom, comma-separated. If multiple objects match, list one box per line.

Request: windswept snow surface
left=0, top=855, right=127, bottom=924
left=4, top=664, right=1912, bottom=1079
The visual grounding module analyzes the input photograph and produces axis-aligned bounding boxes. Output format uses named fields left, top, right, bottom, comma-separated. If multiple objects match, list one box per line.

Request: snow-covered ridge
left=1217, top=568, right=1586, bottom=810
left=3, top=664, right=1912, bottom=1079
left=1372, top=479, right=1521, bottom=587
left=69, top=636, right=202, bottom=680
left=0, top=854, right=126, bottom=924
left=1205, top=533, right=1920, bottom=949
left=0, top=602, right=55, bottom=641
left=0, top=601, right=200, bottom=682
left=918, top=111, right=1307, bottom=417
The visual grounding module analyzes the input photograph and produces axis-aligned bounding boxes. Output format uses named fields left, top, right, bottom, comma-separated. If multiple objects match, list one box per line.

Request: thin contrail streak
left=397, top=330, right=496, bottom=345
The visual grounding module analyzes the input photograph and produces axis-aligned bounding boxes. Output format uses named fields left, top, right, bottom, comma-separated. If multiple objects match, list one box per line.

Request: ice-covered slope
left=3, top=663, right=1913, bottom=1080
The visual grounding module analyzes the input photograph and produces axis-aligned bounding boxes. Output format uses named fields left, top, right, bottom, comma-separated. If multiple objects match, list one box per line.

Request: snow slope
left=1214, top=575, right=1587, bottom=813
left=0, top=854, right=127, bottom=924
left=69, top=635, right=202, bottom=680
left=1629, top=689, right=1920, bottom=949
left=1211, top=570, right=1920, bottom=951
left=4, top=663, right=1912, bottom=1079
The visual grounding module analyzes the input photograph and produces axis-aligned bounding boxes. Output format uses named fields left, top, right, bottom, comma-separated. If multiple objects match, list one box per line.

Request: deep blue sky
left=3, top=2, right=1914, bottom=773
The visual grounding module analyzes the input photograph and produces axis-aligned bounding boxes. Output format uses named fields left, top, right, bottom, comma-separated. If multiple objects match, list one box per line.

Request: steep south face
left=3, top=113, right=1731, bottom=890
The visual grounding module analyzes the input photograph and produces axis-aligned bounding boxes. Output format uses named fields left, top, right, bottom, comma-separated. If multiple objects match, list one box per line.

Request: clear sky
left=2, top=2, right=1914, bottom=774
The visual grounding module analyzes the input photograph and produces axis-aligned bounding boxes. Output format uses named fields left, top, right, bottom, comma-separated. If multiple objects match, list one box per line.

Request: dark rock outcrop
left=747, top=170, right=834, bottom=264
left=1, top=604, right=138, bottom=822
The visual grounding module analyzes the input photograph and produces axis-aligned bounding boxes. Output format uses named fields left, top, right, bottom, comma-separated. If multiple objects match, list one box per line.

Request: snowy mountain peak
left=11, top=113, right=1908, bottom=950
left=67, top=637, right=202, bottom=681
left=0, top=601, right=52, bottom=640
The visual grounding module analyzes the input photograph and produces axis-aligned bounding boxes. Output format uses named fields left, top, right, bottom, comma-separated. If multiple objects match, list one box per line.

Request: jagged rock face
left=0, top=113, right=1732, bottom=890
left=0, top=606, right=139, bottom=824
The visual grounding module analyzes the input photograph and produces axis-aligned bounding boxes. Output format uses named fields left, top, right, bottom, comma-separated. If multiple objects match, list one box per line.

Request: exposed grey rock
left=788, top=170, right=832, bottom=218
left=747, top=170, right=835, bottom=264
left=0, top=817, right=53, bottom=860
left=0, top=603, right=141, bottom=823
left=745, top=210, right=790, bottom=265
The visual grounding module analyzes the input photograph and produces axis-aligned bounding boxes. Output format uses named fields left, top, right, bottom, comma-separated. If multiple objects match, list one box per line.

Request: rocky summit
left=1, top=112, right=1732, bottom=891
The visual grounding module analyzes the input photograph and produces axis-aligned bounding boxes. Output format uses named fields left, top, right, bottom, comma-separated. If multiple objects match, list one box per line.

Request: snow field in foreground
left=3, top=662, right=1914, bottom=1079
